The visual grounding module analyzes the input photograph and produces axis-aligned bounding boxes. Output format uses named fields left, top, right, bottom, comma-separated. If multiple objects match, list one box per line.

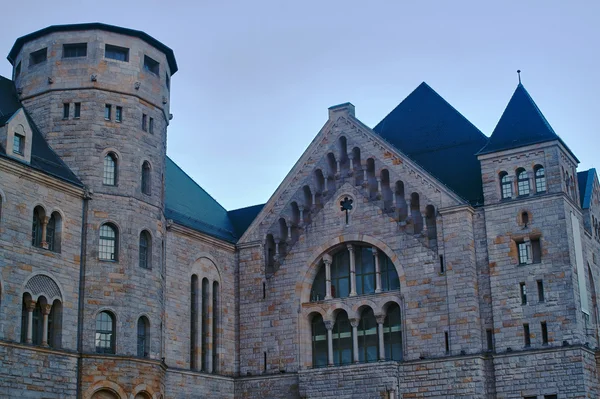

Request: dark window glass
left=541, top=322, right=548, bottom=345
left=535, top=166, right=547, bottom=193
left=30, top=48, right=47, bottom=65
left=137, top=317, right=149, bottom=357
left=115, top=106, right=122, bottom=122
left=358, top=308, right=378, bottom=363
left=149, top=117, right=154, bottom=134
left=166, top=73, right=170, bottom=89
left=103, top=153, right=117, bottom=185
left=142, top=162, right=151, bottom=195
left=486, top=329, right=494, bottom=351
left=63, top=103, right=70, bottom=119
left=311, top=265, right=326, bottom=302
left=311, top=314, right=328, bottom=368
left=104, top=104, right=112, bottom=120
left=63, top=43, right=87, bottom=58
left=331, top=250, right=350, bottom=298
left=544, top=395, right=557, bottom=399
left=74, top=103, right=81, bottom=118
left=500, top=172, right=512, bottom=199
left=523, top=323, right=531, bottom=347
left=105, top=44, right=129, bottom=62
left=532, top=238, right=542, bottom=263
left=46, top=213, right=56, bottom=252
left=139, top=231, right=150, bottom=269
left=520, top=282, right=527, bottom=304
left=332, top=311, right=352, bottom=366
left=190, top=275, right=199, bottom=370
left=99, top=224, right=117, bottom=261
left=142, top=114, right=147, bottom=131
left=95, top=311, right=115, bottom=354
left=144, top=55, right=159, bottom=75
left=355, top=247, right=376, bottom=295
left=13, top=134, right=24, bottom=155
left=201, top=278, right=209, bottom=371
left=31, top=208, right=43, bottom=247
left=517, top=169, right=530, bottom=196
left=213, top=281, right=219, bottom=373
left=380, top=251, right=400, bottom=291
left=384, top=303, right=402, bottom=360
left=537, top=280, right=545, bottom=302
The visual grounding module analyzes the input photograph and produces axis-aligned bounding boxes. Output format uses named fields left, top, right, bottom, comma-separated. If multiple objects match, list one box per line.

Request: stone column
left=421, top=212, right=428, bottom=236
left=287, top=224, right=292, bottom=241
left=374, top=248, right=382, bottom=293
left=311, top=192, right=316, bottom=207
left=274, top=239, right=280, bottom=264
left=350, top=318, right=359, bottom=363
left=376, top=177, right=382, bottom=199
left=405, top=199, right=412, bottom=223
left=362, top=168, right=368, bottom=187
left=348, top=155, right=354, bottom=176
left=323, top=177, right=329, bottom=196
left=207, top=282, right=213, bottom=373
left=376, top=314, right=386, bottom=361
left=41, top=216, right=49, bottom=249
left=325, top=321, right=334, bottom=366
left=299, top=206, right=305, bottom=225
left=336, top=160, right=341, bottom=178
left=348, top=244, right=357, bottom=297
left=41, top=303, right=52, bottom=347
left=26, top=299, right=36, bottom=344
left=323, top=254, right=333, bottom=300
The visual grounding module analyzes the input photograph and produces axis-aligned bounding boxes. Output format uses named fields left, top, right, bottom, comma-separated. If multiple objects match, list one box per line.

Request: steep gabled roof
left=478, top=83, right=578, bottom=161
left=0, top=76, right=81, bottom=186
left=373, top=82, right=489, bottom=205
left=228, top=204, right=265, bottom=239
left=165, top=157, right=238, bottom=243
left=578, top=168, right=596, bottom=210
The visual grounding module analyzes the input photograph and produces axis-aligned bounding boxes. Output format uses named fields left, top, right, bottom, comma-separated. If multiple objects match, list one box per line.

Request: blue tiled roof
left=478, top=84, right=578, bottom=161
left=373, top=82, right=489, bottom=205
left=578, top=169, right=595, bottom=210
left=228, top=204, right=264, bottom=239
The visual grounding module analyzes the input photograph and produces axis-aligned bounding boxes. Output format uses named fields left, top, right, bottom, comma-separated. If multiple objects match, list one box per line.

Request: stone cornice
left=167, top=221, right=236, bottom=252
left=0, top=156, right=85, bottom=198
left=236, top=240, right=262, bottom=250
left=166, top=367, right=234, bottom=381
left=437, top=204, right=476, bottom=217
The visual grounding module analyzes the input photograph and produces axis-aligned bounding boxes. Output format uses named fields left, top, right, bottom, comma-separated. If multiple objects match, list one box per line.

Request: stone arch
left=353, top=300, right=379, bottom=320
left=189, top=255, right=222, bottom=283
left=297, top=234, right=405, bottom=304
left=84, top=380, right=127, bottom=399
left=22, top=272, right=64, bottom=303
left=131, top=383, right=156, bottom=399
left=380, top=299, right=402, bottom=316
left=325, top=302, right=353, bottom=324
left=31, top=202, right=48, bottom=217
left=101, top=147, right=123, bottom=160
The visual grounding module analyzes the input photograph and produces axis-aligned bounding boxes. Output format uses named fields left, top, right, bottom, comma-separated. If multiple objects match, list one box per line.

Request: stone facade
left=0, top=23, right=599, bottom=399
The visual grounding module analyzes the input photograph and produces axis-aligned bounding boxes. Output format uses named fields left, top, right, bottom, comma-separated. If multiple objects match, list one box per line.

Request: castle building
left=0, top=23, right=599, bottom=399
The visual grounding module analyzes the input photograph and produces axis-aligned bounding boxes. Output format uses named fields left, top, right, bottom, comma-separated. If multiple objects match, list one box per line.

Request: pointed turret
left=478, top=83, right=577, bottom=160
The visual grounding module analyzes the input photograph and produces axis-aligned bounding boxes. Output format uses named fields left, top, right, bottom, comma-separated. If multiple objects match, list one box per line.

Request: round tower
left=9, top=23, right=177, bottom=396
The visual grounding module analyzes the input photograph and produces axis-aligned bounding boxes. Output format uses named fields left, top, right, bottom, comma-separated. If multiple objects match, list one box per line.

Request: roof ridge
left=228, top=203, right=265, bottom=213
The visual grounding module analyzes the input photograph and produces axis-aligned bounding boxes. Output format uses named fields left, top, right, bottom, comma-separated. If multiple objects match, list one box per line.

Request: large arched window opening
left=332, top=310, right=352, bottom=366
left=95, top=311, right=116, bottom=354
left=99, top=223, right=118, bottom=261
left=137, top=316, right=150, bottom=358
left=535, top=165, right=546, bottom=193
left=384, top=303, right=402, bottom=361
left=357, top=307, right=378, bottom=363
left=331, top=250, right=350, bottom=298
left=355, top=247, right=376, bottom=295
left=517, top=168, right=530, bottom=196
left=311, top=313, right=328, bottom=368
left=500, top=172, right=512, bottom=199
left=139, top=230, right=151, bottom=269
left=103, top=153, right=117, bottom=186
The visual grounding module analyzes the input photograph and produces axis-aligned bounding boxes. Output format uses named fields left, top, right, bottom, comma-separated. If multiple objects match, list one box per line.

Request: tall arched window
left=190, top=275, right=199, bottom=370
left=48, top=299, right=62, bottom=348
left=141, top=161, right=151, bottom=195
left=500, top=172, right=512, bottom=199
left=332, top=311, right=352, bottom=366
left=99, top=223, right=118, bottom=261
left=95, top=311, right=115, bottom=354
left=310, top=264, right=326, bottom=301
left=212, top=281, right=219, bottom=373
left=535, top=165, right=546, bottom=193
left=46, top=212, right=62, bottom=252
left=331, top=250, right=350, bottom=298
left=311, top=313, right=327, bottom=368
left=517, top=169, right=530, bottom=196
left=20, top=293, right=42, bottom=345
left=355, top=247, right=376, bottom=295
left=103, top=153, right=117, bottom=186
left=357, top=308, right=378, bottom=363
left=201, top=278, right=210, bottom=371
left=139, top=231, right=151, bottom=269
left=137, top=316, right=150, bottom=358
left=384, top=303, right=402, bottom=361
left=31, top=206, right=44, bottom=248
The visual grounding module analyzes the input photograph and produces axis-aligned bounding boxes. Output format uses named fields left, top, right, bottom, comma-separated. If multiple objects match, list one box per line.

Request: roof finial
left=517, top=70, right=522, bottom=84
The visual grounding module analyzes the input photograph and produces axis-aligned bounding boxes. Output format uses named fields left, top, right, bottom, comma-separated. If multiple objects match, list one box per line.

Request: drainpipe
left=76, top=189, right=90, bottom=398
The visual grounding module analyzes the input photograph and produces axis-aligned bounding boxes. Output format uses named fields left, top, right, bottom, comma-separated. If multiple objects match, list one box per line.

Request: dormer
left=0, top=108, right=33, bottom=163
left=477, top=83, right=579, bottom=205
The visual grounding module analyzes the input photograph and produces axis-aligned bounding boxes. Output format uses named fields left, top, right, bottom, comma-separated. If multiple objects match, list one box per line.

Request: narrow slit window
left=142, top=114, right=147, bottom=131
left=439, top=255, right=445, bottom=274
left=541, top=322, right=548, bottom=345
left=444, top=331, right=449, bottom=353
left=63, top=103, right=70, bottom=119
left=523, top=324, right=530, bottom=347
left=149, top=117, right=154, bottom=134
left=531, top=238, right=542, bottom=263
left=486, top=329, right=493, bottom=351
left=537, top=280, right=545, bottom=302
left=104, top=104, right=112, bottom=120
left=115, top=106, right=123, bottom=122
left=520, top=282, right=527, bottom=305
left=74, top=103, right=81, bottom=118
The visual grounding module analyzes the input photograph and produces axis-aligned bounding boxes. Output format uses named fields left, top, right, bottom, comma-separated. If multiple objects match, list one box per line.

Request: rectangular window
left=544, top=395, right=557, bottom=399
left=523, top=323, right=531, bottom=347
left=105, top=104, right=112, bottom=120
left=518, top=241, right=530, bottom=265
left=63, top=103, right=70, bottom=119
left=541, top=322, right=548, bottom=345
left=523, top=396, right=537, bottom=399
left=520, top=282, right=527, bottom=304
left=14, top=61, right=21, bottom=79
left=439, top=255, right=445, bottom=274
left=486, top=329, right=494, bottom=351
left=444, top=331, right=449, bottom=353
left=105, top=44, right=129, bottom=62
left=63, top=43, right=87, bottom=58
left=142, top=114, right=147, bottom=131
left=144, top=55, right=159, bottom=75
left=30, top=48, right=47, bottom=65
left=115, top=106, right=123, bottom=122
left=149, top=117, right=154, bottom=134
left=166, top=73, right=170, bottom=89
left=74, top=102, right=81, bottom=118
left=531, top=238, right=541, bottom=263
left=13, top=134, right=24, bottom=155
left=537, top=280, right=545, bottom=302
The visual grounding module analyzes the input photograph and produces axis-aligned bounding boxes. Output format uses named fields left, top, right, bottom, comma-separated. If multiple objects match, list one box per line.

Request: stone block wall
left=166, top=369, right=234, bottom=399
left=235, top=374, right=300, bottom=399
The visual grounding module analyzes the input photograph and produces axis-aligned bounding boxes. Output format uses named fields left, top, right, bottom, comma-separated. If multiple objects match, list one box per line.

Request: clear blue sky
left=1, top=1, right=598, bottom=210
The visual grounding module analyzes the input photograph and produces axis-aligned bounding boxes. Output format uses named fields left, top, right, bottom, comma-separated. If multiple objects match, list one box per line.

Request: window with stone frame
left=357, top=307, right=378, bottom=363
left=13, top=133, right=24, bottom=155
left=332, top=310, right=353, bottom=366
left=141, top=161, right=151, bottom=195
left=74, top=102, right=81, bottom=118
left=500, top=171, right=512, bottom=199
left=63, top=43, right=87, bottom=58
left=517, top=168, right=530, bottom=196
left=139, top=230, right=151, bottom=269
left=63, top=103, right=70, bottom=119
left=190, top=275, right=199, bottom=370
left=144, top=55, right=159, bottom=75
left=517, top=238, right=541, bottom=265
left=99, top=223, right=118, bottom=261
left=104, top=104, right=112, bottom=120
left=105, top=44, right=129, bottom=62
left=535, top=165, right=547, bottom=193
left=103, top=153, right=117, bottom=186
left=311, top=313, right=328, bottom=368
left=31, top=206, right=44, bottom=248
left=29, top=47, right=47, bottom=65
left=137, top=316, right=149, bottom=357
left=384, top=303, right=402, bottom=360
left=95, top=311, right=116, bottom=354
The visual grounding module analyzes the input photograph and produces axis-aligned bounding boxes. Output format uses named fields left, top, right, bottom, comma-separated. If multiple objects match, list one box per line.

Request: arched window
left=141, top=161, right=151, bottom=195
left=134, top=392, right=152, bottom=399
left=103, top=153, right=117, bottom=186
left=384, top=303, right=402, bottom=361
left=332, top=311, right=352, bottom=366
left=355, top=247, right=376, bottom=295
left=201, top=278, right=210, bottom=372
left=48, top=299, right=62, bottom=348
left=92, top=389, right=119, bottom=399
left=95, top=311, right=116, bottom=354
left=331, top=250, right=350, bottom=298
left=357, top=308, right=378, bottom=363
left=139, top=231, right=151, bottom=269
left=46, top=211, right=62, bottom=252
left=31, top=206, right=44, bottom=248
left=535, top=166, right=546, bottom=193
left=137, top=316, right=150, bottom=358
left=517, top=169, right=530, bottom=196
left=20, top=293, right=42, bottom=345
left=380, top=252, right=400, bottom=291
left=500, top=172, right=512, bottom=199
left=311, top=313, right=327, bottom=368
left=310, top=264, right=326, bottom=302
left=190, top=275, right=199, bottom=370
left=99, top=223, right=118, bottom=261
left=212, top=281, right=219, bottom=373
